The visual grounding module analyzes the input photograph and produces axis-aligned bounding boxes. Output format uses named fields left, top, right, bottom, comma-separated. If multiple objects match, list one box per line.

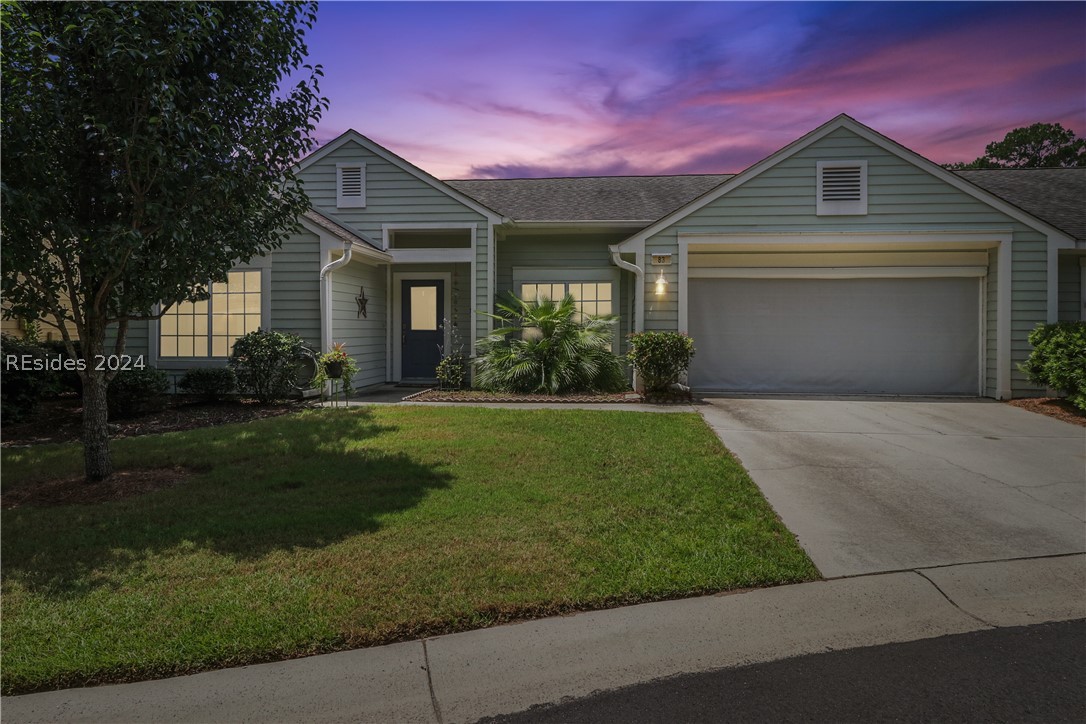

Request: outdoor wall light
left=655, top=271, right=668, bottom=296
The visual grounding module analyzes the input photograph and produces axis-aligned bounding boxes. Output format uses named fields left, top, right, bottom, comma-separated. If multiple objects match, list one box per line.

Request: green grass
left=0, top=406, right=817, bottom=694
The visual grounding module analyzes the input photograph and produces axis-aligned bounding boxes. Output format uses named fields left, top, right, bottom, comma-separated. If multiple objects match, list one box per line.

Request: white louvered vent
left=817, top=160, right=867, bottom=215
left=337, top=163, right=366, bottom=208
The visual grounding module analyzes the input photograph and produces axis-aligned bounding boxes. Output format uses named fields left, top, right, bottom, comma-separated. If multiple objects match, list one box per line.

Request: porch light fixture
left=655, top=271, right=668, bottom=296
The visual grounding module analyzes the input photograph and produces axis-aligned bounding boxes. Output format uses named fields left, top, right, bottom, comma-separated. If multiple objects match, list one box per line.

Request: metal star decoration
left=355, top=286, right=368, bottom=318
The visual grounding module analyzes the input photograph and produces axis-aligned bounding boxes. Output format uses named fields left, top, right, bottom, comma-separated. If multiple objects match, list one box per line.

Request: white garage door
left=688, top=277, right=980, bottom=395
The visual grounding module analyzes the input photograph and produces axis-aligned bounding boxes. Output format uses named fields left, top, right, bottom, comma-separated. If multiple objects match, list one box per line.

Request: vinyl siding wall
left=496, top=232, right=633, bottom=353
left=270, top=229, right=322, bottom=350
left=331, top=257, right=387, bottom=388
left=643, top=127, right=1053, bottom=397
left=1057, top=252, right=1084, bottom=322
left=301, top=139, right=492, bottom=343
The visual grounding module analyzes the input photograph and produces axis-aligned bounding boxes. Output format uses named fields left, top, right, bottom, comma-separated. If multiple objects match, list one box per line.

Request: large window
left=520, top=282, right=613, bottom=320
left=160, top=270, right=263, bottom=358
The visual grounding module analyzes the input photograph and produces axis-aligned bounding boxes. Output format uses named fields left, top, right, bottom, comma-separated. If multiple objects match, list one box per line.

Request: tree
left=1, top=2, right=327, bottom=481
left=944, top=122, right=1085, bottom=169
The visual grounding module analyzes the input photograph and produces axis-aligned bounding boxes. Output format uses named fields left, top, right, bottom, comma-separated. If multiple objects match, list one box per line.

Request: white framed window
left=337, top=162, right=366, bottom=208
left=512, top=267, right=622, bottom=346
left=159, top=270, right=264, bottom=358
left=520, top=281, right=613, bottom=320
left=817, top=160, right=868, bottom=216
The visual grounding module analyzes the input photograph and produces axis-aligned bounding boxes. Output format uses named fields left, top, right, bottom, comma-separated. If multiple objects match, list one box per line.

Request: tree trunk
left=82, top=370, right=113, bottom=482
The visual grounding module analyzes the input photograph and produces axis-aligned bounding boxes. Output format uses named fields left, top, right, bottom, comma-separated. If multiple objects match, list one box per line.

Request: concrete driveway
left=699, top=398, right=1086, bottom=578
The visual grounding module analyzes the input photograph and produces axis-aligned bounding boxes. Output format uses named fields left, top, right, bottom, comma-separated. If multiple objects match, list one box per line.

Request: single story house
left=110, top=114, right=1086, bottom=397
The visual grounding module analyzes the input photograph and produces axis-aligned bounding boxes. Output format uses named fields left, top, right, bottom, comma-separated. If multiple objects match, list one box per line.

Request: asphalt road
left=483, top=619, right=1086, bottom=724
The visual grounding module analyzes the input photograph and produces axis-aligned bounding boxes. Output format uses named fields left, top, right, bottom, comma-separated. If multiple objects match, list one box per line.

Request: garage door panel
left=688, top=277, right=979, bottom=395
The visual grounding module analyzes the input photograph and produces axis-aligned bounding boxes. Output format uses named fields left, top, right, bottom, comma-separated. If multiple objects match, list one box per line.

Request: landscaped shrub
left=627, top=331, right=696, bottom=399
left=474, top=293, right=627, bottom=394
left=436, top=353, right=468, bottom=390
left=229, top=329, right=305, bottom=403
left=108, top=366, right=169, bottom=418
left=1019, top=322, right=1086, bottom=411
left=178, top=367, right=237, bottom=402
left=41, top=339, right=83, bottom=396
left=0, top=334, right=51, bottom=422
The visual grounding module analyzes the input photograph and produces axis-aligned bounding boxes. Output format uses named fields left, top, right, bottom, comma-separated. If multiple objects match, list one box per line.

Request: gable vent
left=820, top=166, right=862, bottom=200
left=337, top=163, right=366, bottom=208
left=817, top=160, right=867, bottom=215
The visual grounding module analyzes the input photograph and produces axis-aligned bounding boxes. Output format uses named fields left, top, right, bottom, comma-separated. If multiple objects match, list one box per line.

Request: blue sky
left=303, top=1, right=1086, bottom=178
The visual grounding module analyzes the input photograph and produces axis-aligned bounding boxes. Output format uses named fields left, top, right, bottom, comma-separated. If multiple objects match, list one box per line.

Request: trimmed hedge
left=108, top=367, right=170, bottom=418
left=229, top=330, right=304, bottom=403
left=0, top=334, right=50, bottom=422
left=1019, top=322, right=1086, bottom=411
left=178, top=367, right=237, bottom=402
left=627, top=332, right=695, bottom=398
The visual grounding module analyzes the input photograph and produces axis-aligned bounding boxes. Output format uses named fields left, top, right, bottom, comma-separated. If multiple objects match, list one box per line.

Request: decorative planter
left=324, top=361, right=344, bottom=379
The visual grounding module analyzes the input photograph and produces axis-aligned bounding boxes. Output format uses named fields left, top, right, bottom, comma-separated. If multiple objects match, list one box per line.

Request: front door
left=401, top=279, right=444, bottom=379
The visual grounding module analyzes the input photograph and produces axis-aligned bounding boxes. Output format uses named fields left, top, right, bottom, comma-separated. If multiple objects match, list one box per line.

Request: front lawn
left=1, top=406, right=817, bottom=694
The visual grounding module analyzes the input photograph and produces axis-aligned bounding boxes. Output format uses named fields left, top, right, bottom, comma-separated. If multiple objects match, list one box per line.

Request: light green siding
left=301, top=138, right=493, bottom=343
left=1058, top=252, right=1084, bottom=322
left=496, top=232, right=632, bottom=352
left=270, top=229, right=321, bottom=349
left=331, top=258, right=387, bottom=388
left=643, top=126, right=1053, bottom=397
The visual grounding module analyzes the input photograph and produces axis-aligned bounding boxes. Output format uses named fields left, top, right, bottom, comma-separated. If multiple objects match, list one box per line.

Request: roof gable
left=615, top=114, right=1075, bottom=250
left=296, top=130, right=504, bottom=222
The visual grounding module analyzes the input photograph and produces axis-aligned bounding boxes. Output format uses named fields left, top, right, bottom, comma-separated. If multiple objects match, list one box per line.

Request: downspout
left=609, top=246, right=643, bottom=333
left=319, top=242, right=353, bottom=353
left=610, top=245, right=644, bottom=391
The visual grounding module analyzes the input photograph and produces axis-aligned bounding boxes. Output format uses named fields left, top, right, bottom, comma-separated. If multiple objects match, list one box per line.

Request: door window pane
left=410, top=286, right=438, bottom=331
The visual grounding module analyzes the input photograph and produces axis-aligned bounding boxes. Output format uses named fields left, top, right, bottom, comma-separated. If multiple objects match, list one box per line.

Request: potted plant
left=313, top=342, right=359, bottom=393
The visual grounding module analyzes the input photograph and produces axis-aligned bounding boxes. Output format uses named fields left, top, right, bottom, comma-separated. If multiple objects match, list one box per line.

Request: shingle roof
left=302, top=208, right=383, bottom=250
left=444, top=168, right=1084, bottom=240
left=446, top=175, right=732, bottom=223
left=955, top=168, right=1086, bottom=241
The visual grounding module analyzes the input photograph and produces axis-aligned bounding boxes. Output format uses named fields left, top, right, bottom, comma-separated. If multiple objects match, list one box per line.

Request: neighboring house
left=115, top=114, right=1084, bottom=398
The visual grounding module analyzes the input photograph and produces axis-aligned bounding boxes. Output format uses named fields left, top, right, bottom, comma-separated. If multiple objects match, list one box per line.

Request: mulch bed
left=403, top=389, right=646, bottom=404
left=1, top=466, right=196, bottom=508
left=1006, top=397, right=1086, bottom=427
left=1, top=396, right=309, bottom=447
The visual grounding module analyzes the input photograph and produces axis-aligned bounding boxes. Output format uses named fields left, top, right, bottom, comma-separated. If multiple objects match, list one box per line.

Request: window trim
left=511, top=267, right=622, bottom=346
left=336, top=162, right=367, bottom=209
left=150, top=262, right=272, bottom=369
left=816, top=160, right=868, bottom=216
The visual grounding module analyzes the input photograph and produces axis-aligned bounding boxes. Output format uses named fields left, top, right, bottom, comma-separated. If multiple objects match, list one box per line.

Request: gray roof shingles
left=444, top=169, right=1085, bottom=240
left=446, top=175, right=731, bottom=223
left=955, top=168, right=1086, bottom=241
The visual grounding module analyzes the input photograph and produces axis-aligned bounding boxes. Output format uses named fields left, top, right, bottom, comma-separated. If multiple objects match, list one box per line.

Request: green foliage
left=178, top=367, right=237, bottom=402
left=627, top=332, right=696, bottom=398
left=311, top=342, right=360, bottom=394
left=945, top=122, right=1084, bottom=169
left=475, top=293, right=628, bottom=394
left=0, top=334, right=50, bottom=422
left=229, top=330, right=305, bottom=403
left=41, top=339, right=83, bottom=396
left=1, top=1, right=327, bottom=478
left=1019, top=322, right=1086, bottom=411
left=0, top=407, right=817, bottom=692
left=436, top=354, right=468, bottom=391
left=108, top=367, right=169, bottom=419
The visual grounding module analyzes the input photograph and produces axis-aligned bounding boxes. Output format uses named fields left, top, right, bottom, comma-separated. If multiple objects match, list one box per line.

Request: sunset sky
left=304, top=1, right=1086, bottom=179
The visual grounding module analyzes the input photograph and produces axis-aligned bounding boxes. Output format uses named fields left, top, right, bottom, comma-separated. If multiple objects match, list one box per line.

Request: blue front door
left=401, top=279, right=444, bottom=379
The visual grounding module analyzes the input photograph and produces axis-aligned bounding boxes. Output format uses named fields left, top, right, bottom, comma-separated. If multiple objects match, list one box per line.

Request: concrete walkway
left=5, top=554, right=1083, bottom=723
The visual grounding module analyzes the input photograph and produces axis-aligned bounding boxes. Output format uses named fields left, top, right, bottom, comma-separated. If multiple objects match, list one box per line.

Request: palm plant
left=475, top=293, right=628, bottom=394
